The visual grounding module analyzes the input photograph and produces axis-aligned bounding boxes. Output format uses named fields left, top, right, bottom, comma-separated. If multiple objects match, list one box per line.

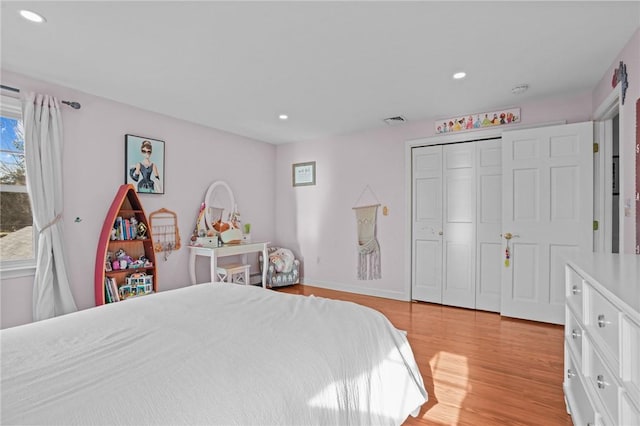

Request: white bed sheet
left=1, top=283, right=427, bottom=425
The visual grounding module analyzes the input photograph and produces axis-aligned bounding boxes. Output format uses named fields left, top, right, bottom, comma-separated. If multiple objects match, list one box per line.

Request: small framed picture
left=125, top=134, right=165, bottom=194
left=292, top=161, right=316, bottom=187
left=105, top=261, right=112, bottom=272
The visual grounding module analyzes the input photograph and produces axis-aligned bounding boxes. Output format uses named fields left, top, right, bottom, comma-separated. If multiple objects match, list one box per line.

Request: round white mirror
left=196, top=181, right=235, bottom=236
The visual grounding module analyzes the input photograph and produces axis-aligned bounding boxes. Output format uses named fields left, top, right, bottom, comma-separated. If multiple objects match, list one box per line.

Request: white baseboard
left=299, top=278, right=410, bottom=302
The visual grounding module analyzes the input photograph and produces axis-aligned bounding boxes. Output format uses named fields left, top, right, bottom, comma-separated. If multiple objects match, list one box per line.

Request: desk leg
left=189, top=251, right=197, bottom=285
left=210, top=253, right=218, bottom=283
left=261, top=246, right=268, bottom=288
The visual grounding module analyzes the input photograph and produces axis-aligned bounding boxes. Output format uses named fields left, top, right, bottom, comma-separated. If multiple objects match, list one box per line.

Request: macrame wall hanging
left=353, top=185, right=382, bottom=280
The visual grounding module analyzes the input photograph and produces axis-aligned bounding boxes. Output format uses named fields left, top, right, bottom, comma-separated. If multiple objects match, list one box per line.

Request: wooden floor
left=276, top=284, right=572, bottom=426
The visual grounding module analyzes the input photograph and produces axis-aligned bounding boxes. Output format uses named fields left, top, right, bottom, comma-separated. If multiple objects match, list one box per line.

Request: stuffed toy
left=269, top=248, right=295, bottom=273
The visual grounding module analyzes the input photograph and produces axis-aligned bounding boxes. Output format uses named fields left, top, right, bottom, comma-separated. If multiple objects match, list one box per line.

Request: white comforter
left=1, top=283, right=427, bottom=425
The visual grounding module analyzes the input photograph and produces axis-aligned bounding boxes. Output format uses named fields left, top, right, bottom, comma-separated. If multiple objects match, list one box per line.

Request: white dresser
left=564, top=253, right=640, bottom=426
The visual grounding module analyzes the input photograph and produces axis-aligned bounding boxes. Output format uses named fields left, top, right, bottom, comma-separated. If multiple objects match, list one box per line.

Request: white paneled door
left=412, top=145, right=443, bottom=303
left=500, top=122, right=593, bottom=324
left=476, top=139, right=502, bottom=312
left=412, top=142, right=487, bottom=309
left=442, top=143, right=476, bottom=309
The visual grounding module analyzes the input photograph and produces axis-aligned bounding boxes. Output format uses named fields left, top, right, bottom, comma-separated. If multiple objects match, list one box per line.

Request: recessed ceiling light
left=278, top=114, right=288, bottom=120
left=19, top=10, right=46, bottom=23
left=511, top=84, right=529, bottom=95
left=452, top=72, right=466, bottom=80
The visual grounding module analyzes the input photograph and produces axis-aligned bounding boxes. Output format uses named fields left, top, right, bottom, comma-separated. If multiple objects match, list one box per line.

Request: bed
left=1, top=283, right=427, bottom=425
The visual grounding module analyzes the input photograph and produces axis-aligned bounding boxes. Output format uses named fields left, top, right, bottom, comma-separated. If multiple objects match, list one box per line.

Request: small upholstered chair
left=259, top=247, right=300, bottom=288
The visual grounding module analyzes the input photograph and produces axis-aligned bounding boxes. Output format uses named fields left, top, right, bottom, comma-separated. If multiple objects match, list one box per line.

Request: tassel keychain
left=504, top=240, right=511, bottom=267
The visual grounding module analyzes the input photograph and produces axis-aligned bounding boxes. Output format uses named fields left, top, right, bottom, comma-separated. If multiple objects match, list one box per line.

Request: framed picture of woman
left=125, top=134, right=165, bottom=194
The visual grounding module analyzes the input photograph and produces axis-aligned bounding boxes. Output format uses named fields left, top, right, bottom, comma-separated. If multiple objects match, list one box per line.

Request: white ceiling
left=1, top=1, right=639, bottom=144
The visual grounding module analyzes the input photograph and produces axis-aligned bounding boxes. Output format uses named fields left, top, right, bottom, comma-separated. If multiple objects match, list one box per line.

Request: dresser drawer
left=566, top=266, right=584, bottom=316
left=587, top=342, right=619, bottom=425
left=566, top=308, right=584, bottom=363
left=565, top=351, right=596, bottom=426
left=564, top=255, right=639, bottom=426
left=621, top=315, right=640, bottom=402
left=586, top=284, right=620, bottom=362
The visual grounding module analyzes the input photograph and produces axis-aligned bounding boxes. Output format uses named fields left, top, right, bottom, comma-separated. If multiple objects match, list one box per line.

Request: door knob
left=596, top=374, right=607, bottom=389
left=501, top=232, right=520, bottom=240
left=597, top=314, right=609, bottom=328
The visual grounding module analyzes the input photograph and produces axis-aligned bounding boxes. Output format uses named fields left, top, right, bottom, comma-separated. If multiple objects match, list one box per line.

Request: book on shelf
left=114, top=217, right=138, bottom=240
left=114, top=216, right=122, bottom=240
left=109, top=277, right=120, bottom=302
left=104, top=277, right=113, bottom=303
left=104, top=277, right=120, bottom=303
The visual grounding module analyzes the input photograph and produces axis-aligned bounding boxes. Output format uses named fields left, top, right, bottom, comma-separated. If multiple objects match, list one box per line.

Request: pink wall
left=275, top=92, right=593, bottom=300
left=593, top=28, right=640, bottom=254
left=1, top=70, right=276, bottom=329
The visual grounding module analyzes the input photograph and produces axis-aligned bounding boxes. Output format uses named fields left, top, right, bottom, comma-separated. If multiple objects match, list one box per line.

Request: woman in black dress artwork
left=129, top=140, right=162, bottom=193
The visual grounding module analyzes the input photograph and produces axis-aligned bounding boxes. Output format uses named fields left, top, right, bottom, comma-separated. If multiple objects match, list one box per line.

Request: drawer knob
left=597, top=314, right=608, bottom=328
left=571, top=285, right=581, bottom=295
left=567, top=368, right=576, bottom=379
left=571, top=329, right=581, bottom=339
left=596, top=374, right=607, bottom=389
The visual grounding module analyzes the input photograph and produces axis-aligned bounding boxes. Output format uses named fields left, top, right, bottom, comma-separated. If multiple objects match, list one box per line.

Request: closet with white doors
left=411, top=138, right=502, bottom=312
left=410, top=122, right=593, bottom=324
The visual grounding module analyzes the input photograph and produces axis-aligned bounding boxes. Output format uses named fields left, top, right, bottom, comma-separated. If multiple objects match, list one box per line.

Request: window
left=0, top=94, right=35, bottom=273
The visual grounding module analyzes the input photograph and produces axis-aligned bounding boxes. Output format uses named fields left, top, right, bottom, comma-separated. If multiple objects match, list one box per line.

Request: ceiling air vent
left=383, top=115, right=407, bottom=126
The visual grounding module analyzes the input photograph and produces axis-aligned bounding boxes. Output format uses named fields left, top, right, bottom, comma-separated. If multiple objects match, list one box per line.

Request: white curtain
left=22, top=92, right=77, bottom=321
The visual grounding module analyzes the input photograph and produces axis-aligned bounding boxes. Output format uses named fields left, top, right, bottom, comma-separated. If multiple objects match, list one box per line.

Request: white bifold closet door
left=411, top=145, right=443, bottom=303
left=475, top=139, right=502, bottom=312
left=412, top=141, right=501, bottom=310
left=441, top=143, right=476, bottom=309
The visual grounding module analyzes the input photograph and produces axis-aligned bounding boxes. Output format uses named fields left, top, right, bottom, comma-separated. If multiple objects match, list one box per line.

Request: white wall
left=1, top=70, right=276, bottom=328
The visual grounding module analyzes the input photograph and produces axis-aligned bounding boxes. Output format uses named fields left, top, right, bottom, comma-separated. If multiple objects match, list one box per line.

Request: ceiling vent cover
left=383, top=115, right=407, bottom=126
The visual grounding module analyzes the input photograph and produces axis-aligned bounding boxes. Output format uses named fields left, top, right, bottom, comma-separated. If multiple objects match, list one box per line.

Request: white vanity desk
left=564, top=252, right=640, bottom=426
left=189, top=180, right=270, bottom=287
left=188, top=241, right=270, bottom=287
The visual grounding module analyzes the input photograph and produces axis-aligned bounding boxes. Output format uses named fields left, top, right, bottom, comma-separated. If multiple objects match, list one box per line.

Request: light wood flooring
left=276, top=284, right=572, bottom=426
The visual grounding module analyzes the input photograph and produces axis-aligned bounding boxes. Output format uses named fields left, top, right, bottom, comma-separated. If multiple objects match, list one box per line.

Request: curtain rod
left=0, top=84, right=81, bottom=109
